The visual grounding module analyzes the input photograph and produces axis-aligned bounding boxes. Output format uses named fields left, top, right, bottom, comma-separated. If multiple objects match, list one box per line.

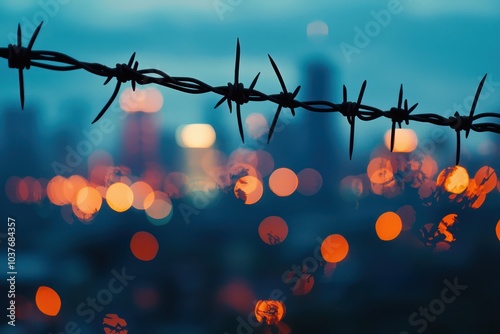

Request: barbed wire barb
left=450, top=74, right=487, bottom=165
left=1, top=23, right=499, bottom=164
left=267, top=54, right=301, bottom=143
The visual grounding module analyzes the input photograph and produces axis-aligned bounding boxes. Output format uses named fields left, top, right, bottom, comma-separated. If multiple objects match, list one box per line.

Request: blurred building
left=301, top=57, right=341, bottom=172
left=120, top=112, right=160, bottom=174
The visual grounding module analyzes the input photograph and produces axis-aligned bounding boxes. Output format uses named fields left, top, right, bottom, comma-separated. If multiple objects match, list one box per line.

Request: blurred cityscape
left=1, top=52, right=500, bottom=334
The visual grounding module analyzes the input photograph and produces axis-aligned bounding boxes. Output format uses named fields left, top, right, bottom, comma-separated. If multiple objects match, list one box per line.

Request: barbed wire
left=1, top=22, right=499, bottom=164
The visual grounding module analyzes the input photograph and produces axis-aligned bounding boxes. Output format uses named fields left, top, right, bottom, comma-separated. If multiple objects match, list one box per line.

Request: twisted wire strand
left=1, top=22, right=499, bottom=164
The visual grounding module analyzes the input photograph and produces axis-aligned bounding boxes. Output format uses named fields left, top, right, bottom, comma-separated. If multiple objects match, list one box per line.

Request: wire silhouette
left=1, top=22, right=500, bottom=164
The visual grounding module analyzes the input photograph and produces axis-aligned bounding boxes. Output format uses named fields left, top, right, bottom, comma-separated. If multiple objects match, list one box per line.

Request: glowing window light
left=76, top=186, right=102, bottom=214
left=176, top=124, right=216, bottom=148
left=307, top=20, right=329, bottom=37
left=47, top=176, right=69, bottom=206
left=144, top=191, right=173, bottom=225
left=269, top=168, right=298, bottom=197
left=130, top=231, right=159, bottom=261
left=130, top=181, right=154, bottom=210
left=474, top=166, right=497, bottom=194
left=119, top=87, right=163, bottom=113
left=258, top=216, right=288, bottom=245
left=106, top=182, right=134, bottom=212
left=234, top=176, right=263, bottom=205
left=375, top=211, right=403, bottom=241
left=35, top=286, right=61, bottom=316
left=321, top=234, right=349, bottom=263
left=436, top=166, right=469, bottom=194
left=496, top=220, right=500, bottom=241
left=297, top=168, right=323, bottom=196
left=383, top=128, right=418, bottom=153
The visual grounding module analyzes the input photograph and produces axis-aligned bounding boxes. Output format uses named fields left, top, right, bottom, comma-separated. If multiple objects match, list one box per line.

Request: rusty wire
left=1, top=22, right=499, bottom=164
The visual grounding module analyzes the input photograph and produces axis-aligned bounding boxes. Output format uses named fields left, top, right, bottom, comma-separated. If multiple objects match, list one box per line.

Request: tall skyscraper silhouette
left=120, top=112, right=160, bottom=174
left=300, top=57, right=341, bottom=173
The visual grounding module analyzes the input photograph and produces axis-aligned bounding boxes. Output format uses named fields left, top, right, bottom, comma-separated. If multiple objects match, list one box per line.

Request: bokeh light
left=383, top=128, right=418, bottom=152
left=217, top=281, right=255, bottom=314
left=474, top=166, right=497, bottom=194
left=76, top=186, right=102, bottom=214
left=176, top=124, right=216, bottom=148
left=63, top=175, right=88, bottom=204
left=397, top=205, right=416, bottom=231
left=5, top=176, right=21, bottom=203
left=254, top=300, right=286, bottom=325
left=106, top=182, right=134, bottom=212
left=496, top=220, right=500, bottom=241
left=321, top=234, right=349, bottom=263
left=436, top=165, right=469, bottom=194
left=35, top=286, right=61, bottom=316
left=144, top=191, right=173, bottom=225
left=130, top=231, right=159, bottom=261
left=367, top=157, right=394, bottom=184
left=234, top=176, right=263, bottom=205
left=292, top=274, right=314, bottom=296
left=438, top=214, right=458, bottom=242
left=269, top=168, right=298, bottom=197
left=340, top=175, right=366, bottom=201
left=297, top=168, right=323, bottom=196
left=133, top=286, right=160, bottom=310
left=130, top=181, right=154, bottom=210
left=47, top=176, right=69, bottom=206
left=119, top=87, right=163, bottom=112
left=258, top=216, right=288, bottom=245
left=255, top=150, right=274, bottom=178
left=375, top=211, right=403, bottom=241
left=245, top=113, right=269, bottom=139
left=307, top=20, right=329, bottom=37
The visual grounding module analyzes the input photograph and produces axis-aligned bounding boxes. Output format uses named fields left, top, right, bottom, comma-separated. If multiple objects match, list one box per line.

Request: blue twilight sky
left=1, top=0, right=500, bottom=153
